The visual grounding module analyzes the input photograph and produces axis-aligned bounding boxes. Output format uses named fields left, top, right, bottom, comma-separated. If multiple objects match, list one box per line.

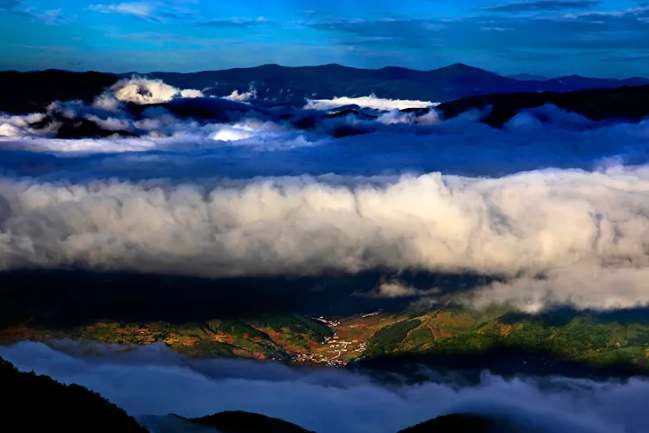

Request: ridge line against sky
left=0, top=0, right=649, bottom=77
left=7, top=62, right=649, bottom=82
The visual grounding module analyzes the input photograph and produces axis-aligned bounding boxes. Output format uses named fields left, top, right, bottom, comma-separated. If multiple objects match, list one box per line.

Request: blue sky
left=1, top=0, right=648, bottom=77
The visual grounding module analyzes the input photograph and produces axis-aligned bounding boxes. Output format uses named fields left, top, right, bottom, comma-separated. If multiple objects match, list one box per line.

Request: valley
left=3, top=306, right=649, bottom=375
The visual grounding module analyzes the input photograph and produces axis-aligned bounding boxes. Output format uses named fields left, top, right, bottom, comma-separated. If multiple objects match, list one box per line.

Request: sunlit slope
left=2, top=307, right=649, bottom=373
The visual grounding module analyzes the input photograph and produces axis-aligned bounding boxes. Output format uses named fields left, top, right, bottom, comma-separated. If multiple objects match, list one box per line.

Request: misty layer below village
left=1, top=341, right=648, bottom=433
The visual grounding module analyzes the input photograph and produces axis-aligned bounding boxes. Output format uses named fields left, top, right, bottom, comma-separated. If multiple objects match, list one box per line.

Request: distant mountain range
left=1, top=64, right=648, bottom=114
left=144, top=64, right=649, bottom=104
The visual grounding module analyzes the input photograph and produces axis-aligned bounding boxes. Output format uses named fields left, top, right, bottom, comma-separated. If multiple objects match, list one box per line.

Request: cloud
left=465, top=266, right=649, bottom=312
left=0, top=342, right=647, bottom=433
left=362, top=279, right=441, bottom=298
left=222, top=86, right=258, bottom=103
left=377, top=110, right=441, bottom=125
left=371, top=279, right=419, bottom=298
left=90, top=2, right=156, bottom=19
left=482, top=0, right=600, bottom=13
left=0, top=0, right=68, bottom=24
left=304, top=10, right=649, bottom=61
left=375, top=280, right=419, bottom=297
left=106, top=32, right=236, bottom=48
left=0, top=112, right=50, bottom=137
left=36, top=9, right=65, bottom=25
left=599, top=51, right=649, bottom=62
left=190, top=17, right=267, bottom=28
left=0, top=0, right=30, bottom=16
left=89, top=0, right=199, bottom=22
left=304, top=95, right=435, bottom=111
left=305, top=10, right=331, bottom=16
left=306, top=18, right=447, bottom=51
left=109, top=76, right=204, bottom=104
left=0, top=165, right=648, bottom=301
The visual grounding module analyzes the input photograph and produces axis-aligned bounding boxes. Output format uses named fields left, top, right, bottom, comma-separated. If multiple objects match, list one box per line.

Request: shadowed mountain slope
left=437, top=84, right=649, bottom=127
left=0, top=356, right=148, bottom=433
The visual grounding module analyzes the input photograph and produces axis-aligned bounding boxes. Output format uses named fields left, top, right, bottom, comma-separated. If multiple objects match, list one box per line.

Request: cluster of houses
left=292, top=350, right=345, bottom=366
left=290, top=313, right=382, bottom=366
left=361, top=311, right=380, bottom=318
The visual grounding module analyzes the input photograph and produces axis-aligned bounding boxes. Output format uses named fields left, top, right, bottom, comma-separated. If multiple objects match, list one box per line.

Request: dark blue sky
left=1, top=0, right=648, bottom=77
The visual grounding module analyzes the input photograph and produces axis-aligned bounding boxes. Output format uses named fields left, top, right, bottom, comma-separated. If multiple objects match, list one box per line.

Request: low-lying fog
left=0, top=341, right=647, bottom=433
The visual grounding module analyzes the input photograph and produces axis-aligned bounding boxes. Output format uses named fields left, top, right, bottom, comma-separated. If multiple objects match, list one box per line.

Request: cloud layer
left=1, top=78, right=649, bottom=311
left=0, top=342, right=647, bottom=433
left=0, top=166, right=647, bottom=310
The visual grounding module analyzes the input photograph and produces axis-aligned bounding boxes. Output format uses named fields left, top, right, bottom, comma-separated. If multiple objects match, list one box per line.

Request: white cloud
left=222, top=86, right=257, bottom=103
left=110, top=76, right=204, bottom=104
left=92, top=93, right=123, bottom=113
left=377, top=110, right=441, bottom=125
left=89, top=2, right=156, bottom=19
left=0, top=167, right=647, bottom=309
left=84, top=114, right=132, bottom=132
left=363, top=279, right=441, bottom=298
left=466, top=266, right=649, bottom=312
left=373, top=280, right=419, bottom=297
left=305, top=95, right=437, bottom=111
left=0, top=112, right=51, bottom=137
left=211, top=126, right=254, bottom=142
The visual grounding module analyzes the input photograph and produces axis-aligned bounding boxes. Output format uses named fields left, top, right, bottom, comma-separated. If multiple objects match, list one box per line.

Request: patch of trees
left=368, top=319, right=421, bottom=353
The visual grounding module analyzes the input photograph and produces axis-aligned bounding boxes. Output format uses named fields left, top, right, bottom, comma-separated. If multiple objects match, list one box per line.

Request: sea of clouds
left=0, top=77, right=649, bottom=312
left=0, top=342, right=647, bottom=433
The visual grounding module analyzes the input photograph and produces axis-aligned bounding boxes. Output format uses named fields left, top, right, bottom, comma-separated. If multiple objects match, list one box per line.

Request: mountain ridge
left=142, top=410, right=537, bottom=433
left=1, top=356, right=147, bottom=433
left=1, top=63, right=648, bottom=115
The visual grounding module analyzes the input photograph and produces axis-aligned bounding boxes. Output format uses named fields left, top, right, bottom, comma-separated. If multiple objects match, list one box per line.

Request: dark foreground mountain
left=0, top=356, right=147, bottom=433
left=0, top=69, right=118, bottom=114
left=397, top=414, right=530, bottom=433
left=142, top=411, right=536, bottom=433
left=1, top=64, right=648, bottom=114
left=187, top=411, right=316, bottom=433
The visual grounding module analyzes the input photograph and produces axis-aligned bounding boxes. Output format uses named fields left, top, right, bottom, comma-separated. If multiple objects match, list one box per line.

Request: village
left=0, top=309, right=390, bottom=368
left=291, top=312, right=383, bottom=367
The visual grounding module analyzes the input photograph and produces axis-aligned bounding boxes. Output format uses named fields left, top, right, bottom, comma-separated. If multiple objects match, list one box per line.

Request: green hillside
left=2, top=306, right=649, bottom=375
